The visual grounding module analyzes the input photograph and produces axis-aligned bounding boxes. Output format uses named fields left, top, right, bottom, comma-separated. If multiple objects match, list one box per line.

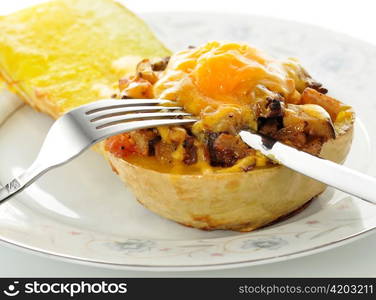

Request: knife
left=239, top=130, right=376, bottom=205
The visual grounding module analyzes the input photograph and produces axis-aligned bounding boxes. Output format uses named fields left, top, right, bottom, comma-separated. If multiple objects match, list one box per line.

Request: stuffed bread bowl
left=101, top=41, right=354, bottom=231
left=0, top=1, right=354, bottom=232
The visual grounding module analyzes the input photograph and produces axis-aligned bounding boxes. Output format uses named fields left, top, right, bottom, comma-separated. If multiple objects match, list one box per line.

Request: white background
left=1, top=0, right=376, bottom=277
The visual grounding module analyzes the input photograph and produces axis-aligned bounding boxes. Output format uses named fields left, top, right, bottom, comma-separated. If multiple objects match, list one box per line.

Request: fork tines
left=85, top=99, right=176, bottom=115
left=82, top=99, right=194, bottom=130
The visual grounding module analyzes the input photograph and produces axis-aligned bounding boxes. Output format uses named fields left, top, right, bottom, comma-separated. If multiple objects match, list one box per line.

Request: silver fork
left=0, top=99, right=195, bottom=203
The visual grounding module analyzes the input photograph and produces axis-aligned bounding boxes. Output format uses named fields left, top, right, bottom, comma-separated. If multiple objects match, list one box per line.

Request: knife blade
left=239, top=130, right=376, bottom=205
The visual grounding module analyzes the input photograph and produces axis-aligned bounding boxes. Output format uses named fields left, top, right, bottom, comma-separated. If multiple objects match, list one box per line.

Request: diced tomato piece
left=105, top=133, right=138, bottom=158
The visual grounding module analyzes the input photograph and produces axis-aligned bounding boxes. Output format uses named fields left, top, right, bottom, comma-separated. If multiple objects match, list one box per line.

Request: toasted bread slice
left=0, top=0, right=170, bottom=117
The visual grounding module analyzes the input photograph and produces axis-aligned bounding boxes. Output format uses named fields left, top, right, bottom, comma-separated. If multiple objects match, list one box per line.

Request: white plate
left=0, top=12, right=376, bottom=271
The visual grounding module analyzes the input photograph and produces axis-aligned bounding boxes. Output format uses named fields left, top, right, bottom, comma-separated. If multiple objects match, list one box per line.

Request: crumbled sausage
left=207, top=133, right=252, bottom=167
left=253, top=94, right=285, bottom=120
left=307, top=81, right=328, bottom=94
left=183, top=136, right=198, bottom=165
left=148, top=135, right=161, bottom=156
left=151, top=56, right=170, bottom=72
left=258, top=117, right=282, bottom=136
left=265, top=97, right=284, bottom=118
left=154, top=142, right=176, bottom=164
left=129, top=129, right=159, bottom=156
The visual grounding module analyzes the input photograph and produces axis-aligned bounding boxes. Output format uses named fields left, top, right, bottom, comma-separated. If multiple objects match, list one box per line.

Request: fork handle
left=0, top=164, right=45, bottom=203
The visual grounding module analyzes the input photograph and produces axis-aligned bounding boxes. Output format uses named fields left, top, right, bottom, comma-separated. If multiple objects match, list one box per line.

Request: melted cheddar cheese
left=154, top=41, right=306, bottom=129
